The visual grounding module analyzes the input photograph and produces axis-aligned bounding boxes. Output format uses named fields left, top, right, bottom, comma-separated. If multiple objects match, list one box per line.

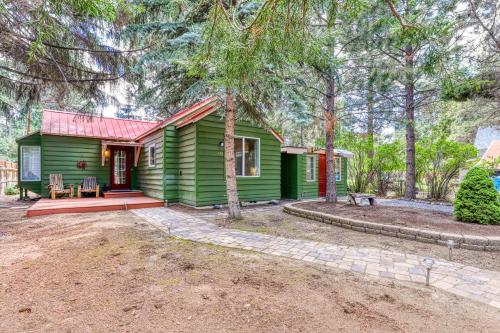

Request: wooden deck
left=27, top=196, right=164, bottom=217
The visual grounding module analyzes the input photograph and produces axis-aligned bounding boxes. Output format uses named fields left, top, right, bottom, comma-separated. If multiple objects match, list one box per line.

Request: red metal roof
left=40, top=110, right=159, bottom=141
left=175, top=105, right=217, bottom=128
left=160, top=96, right=219, bottom=127
left=134, top=96, right=220, bottom=140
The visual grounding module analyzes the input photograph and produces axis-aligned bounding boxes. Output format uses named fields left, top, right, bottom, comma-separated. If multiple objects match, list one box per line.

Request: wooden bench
left=348, top=193, right=376, bottom=206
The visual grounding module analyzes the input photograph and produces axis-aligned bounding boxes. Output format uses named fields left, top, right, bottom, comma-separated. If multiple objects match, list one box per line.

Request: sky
left=100, top=82, right=127, bottom=117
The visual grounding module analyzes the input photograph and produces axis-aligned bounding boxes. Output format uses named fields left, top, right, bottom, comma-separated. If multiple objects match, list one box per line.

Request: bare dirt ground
left=1, top=198, right=500, bottom=332
left=205, top=206, right=500, bottom=271
left=296, top=201, right=500, bottom=236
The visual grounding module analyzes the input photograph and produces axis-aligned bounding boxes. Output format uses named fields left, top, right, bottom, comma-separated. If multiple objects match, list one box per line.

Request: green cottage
left=17, top=97, right=284, bottom=207
left=280, top=146, right=352, bottom=200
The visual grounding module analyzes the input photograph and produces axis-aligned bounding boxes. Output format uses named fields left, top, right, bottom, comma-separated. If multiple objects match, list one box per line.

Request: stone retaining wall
left=283, top=203, right=500, bottom=252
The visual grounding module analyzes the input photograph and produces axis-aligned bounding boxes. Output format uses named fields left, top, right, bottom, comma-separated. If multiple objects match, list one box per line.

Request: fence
left=0, top=161, right=17, bottom=195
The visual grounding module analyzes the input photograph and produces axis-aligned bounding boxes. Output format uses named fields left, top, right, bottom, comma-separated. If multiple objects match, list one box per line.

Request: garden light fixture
left=422, top=257, right=435, bottom=287
left=447, top=240, right=455, bottom=260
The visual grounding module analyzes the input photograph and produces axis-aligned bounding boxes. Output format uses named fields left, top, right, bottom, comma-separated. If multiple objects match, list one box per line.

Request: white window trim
left=335, top=157, right=342, bottom=181
left=148, top=144, right=156, bottom=168
left=235, top=136, right=261, bottom=178
left=20, top=146, right=41, bottom=182
left=306, top=154, right=316, bottom=182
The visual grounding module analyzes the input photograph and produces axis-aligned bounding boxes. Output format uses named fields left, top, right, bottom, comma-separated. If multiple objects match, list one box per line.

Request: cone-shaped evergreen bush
left=454, top=167, right=500, bottom=224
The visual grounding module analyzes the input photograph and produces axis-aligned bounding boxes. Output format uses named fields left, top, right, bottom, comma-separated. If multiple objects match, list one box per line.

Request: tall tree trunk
left=325, top=77, right=337, bottom=203
left=300, top=126, right=304, bottom=146
left=6, top=114, right=12, bottom=138
left=26, top=109, right=31, bottom=135
left=404, top=45, right=416, bottom=199
left=366, top=81, right=375, bottom=189
left=224, top=90, right=242, bottom=219
left=366, top=85, right=374, bottom=160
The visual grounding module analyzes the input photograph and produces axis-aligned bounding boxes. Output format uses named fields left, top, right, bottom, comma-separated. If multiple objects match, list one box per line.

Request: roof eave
left=15, top=131, right=41, bottom=142
left=133, top=97, right=220, bottom=141
left=39, top=131, right=140, bottom=142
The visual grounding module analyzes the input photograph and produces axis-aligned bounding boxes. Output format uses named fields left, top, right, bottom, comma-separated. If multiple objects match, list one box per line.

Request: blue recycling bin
left=494, top=176, right=500, bottom=192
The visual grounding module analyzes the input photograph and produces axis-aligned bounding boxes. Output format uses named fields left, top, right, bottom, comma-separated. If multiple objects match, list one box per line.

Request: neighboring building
left=17, top=97, right=284, bottom=206
left=474, top=127, right=500, bottom=157
left=280, top=147, right=352, bottom=199
left=482, top=140, right=500, bottom=171
left=482, top=140, right=500, bottom=192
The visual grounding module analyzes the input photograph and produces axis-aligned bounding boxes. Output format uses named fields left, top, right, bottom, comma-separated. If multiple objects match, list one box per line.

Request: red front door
left=318, top=154, right=326, bottom=197
left=110, top=147, right=131, bottom=190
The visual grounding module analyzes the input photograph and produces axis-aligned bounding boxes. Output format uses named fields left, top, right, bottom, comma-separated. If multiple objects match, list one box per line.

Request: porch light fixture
left=447, top=240, right=455, bottom=261
left=219, top=140, right=224, bottom=149
left=105, top=148, right=111, bottom=162
left=422, top=257, right=435, bottom=286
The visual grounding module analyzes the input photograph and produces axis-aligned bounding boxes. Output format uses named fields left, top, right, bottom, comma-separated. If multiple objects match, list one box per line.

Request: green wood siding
left=40, top=135, right=111, bottom=197
left=177, top=124, right=197, bottom=206
left=193, top=114, right=281, bottom=206
left=163, top=125, right=179, bottom=202
left=280, top=153, right=317, bottom=200
left=136, top=130, right=164, bottom=199
left=17, top=132, right=42, bottom=195
left=336, top=157, right=348, bottom=196
left=280, top=153, right=347, bottom=199
left=299, top=154, right=318, bottom=199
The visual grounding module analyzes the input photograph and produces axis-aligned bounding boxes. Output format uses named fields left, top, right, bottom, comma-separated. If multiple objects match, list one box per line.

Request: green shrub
left=4, top=186, right=18, bottom=195
left=454, top=167, right=500, bottom=224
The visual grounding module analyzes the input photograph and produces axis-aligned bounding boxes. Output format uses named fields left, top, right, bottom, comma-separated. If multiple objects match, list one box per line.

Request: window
left=20, top=146, right=41, bottom=181
left=235, top=137, right=260, bottom=177
left=148, top=144, right=156, bottom=167
left=335, top=157, right=341, bottom=181
left=114, top=150, right=127, bottom=184
left=306, top=155, right=316, bottom=182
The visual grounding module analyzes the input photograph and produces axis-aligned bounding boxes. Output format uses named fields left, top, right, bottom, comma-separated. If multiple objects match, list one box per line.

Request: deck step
left=26, top=197, right=164, bottom=217
left=103, top=191, right=144, bottom=198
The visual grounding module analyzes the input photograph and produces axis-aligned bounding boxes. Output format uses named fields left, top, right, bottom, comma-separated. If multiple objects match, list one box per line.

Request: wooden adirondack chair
left=78, top=177, right=99, bottom=198
left=48, top=174, right=74, bottom=199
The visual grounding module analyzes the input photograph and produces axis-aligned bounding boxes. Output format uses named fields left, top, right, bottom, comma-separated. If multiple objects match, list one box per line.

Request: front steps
left=103, top=190, right=144, bottom=199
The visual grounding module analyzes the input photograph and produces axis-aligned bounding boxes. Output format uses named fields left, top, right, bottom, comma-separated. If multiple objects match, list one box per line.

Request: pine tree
left=454, top=167, right=500, bottom=224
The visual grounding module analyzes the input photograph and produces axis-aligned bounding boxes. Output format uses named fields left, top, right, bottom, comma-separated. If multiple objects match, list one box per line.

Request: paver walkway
left=133, top=207, right=500, bottom=310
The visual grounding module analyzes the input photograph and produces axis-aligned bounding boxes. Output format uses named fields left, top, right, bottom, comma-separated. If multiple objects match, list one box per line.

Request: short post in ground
left=447, top=240, right=455, bottom=261
left=423, top=257, right=435, bottom=287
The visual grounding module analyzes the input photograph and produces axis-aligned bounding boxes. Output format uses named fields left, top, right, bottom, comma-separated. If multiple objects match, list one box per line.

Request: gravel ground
left=3, top=200, right=500, bottom=332
left=376, top=198, right=453, bottom=213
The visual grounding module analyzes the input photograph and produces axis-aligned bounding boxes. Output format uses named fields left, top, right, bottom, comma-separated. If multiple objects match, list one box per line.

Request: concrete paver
left=133, top=207, right=500, bottom=310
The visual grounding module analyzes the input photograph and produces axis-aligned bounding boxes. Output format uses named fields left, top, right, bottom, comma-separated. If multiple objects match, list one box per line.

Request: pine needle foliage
left=0, top=0, right=133, bottom=112
left=454, top=167, right=500, bottom=225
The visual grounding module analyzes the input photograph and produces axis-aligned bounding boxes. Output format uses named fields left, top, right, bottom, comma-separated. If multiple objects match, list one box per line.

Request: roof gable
left=172, top=98, right=284, bottom=144
left=134, top=96, right=284, bottom=143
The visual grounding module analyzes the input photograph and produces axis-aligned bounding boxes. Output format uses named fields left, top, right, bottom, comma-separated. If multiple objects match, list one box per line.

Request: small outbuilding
left=280, top=146, right=352, bottom=200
